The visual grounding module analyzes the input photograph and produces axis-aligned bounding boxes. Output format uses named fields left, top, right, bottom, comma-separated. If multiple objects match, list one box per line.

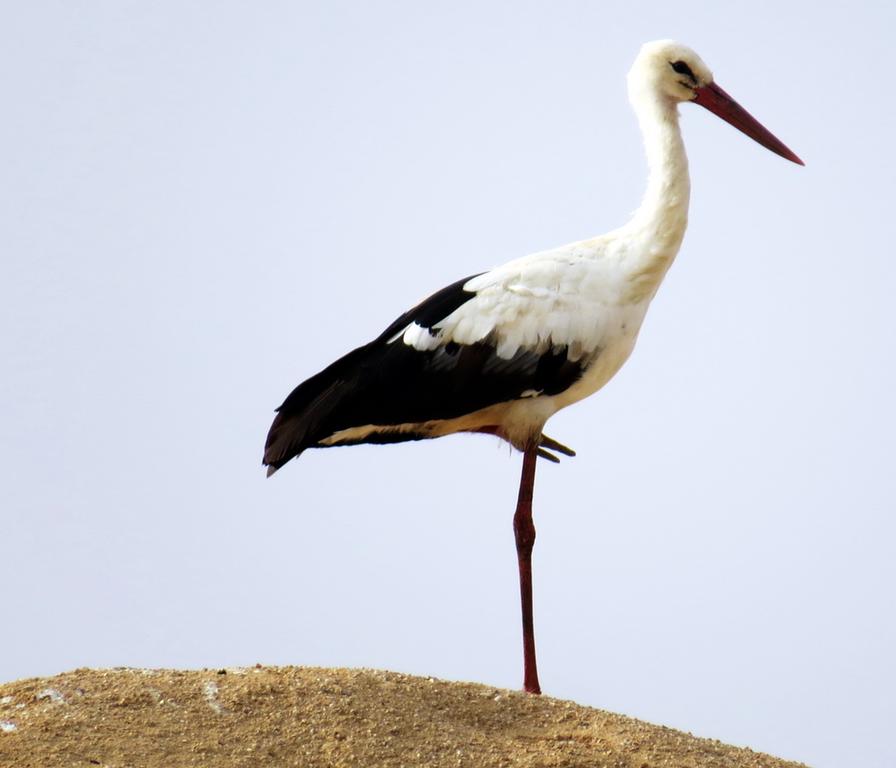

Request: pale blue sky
left=2, top=3, right=894, bottom=767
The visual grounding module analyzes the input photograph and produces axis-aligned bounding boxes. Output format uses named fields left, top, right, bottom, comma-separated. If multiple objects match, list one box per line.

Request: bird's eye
left=670, top=60, right=696, bottom=79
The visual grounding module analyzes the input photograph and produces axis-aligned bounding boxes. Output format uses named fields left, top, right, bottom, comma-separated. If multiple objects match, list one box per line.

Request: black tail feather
left=263, top=343, right=373, bottom=473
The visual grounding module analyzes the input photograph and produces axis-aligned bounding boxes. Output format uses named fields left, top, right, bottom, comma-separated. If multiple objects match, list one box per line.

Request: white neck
left=621, top=94, right=691, bottom=302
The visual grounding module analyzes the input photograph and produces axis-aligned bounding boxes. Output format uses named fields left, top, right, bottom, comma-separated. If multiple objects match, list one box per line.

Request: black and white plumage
left=263, top=40, right=802, bottom=694
left=264, top=273, right=589, bottom=473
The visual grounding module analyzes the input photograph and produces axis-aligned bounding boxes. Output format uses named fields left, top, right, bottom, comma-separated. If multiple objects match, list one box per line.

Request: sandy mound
left=0, top=666, right=807, bottom=767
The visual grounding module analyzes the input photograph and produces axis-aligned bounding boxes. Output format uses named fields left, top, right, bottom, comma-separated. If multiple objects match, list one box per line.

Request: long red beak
left=692, top=82, right=804, bottom=165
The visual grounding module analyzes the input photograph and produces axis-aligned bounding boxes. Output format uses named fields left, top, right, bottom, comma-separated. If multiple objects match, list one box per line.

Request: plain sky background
left=2, top=2, right=894, bottom=766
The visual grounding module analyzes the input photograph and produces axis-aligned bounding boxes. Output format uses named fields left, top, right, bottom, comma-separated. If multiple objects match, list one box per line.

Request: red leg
left=513, top=445, right=541, bottom=694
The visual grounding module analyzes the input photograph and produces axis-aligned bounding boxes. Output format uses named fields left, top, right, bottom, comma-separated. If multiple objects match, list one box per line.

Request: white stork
left=263, top=40, right=802, bottom=695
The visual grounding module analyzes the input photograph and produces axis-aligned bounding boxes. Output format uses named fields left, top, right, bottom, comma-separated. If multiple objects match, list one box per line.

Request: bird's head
left=629, top=40, right=714, bottom=104
left=628, top=40, right=803, bottom=165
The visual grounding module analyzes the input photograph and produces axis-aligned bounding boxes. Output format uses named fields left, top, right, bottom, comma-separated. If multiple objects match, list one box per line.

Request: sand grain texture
left=0, top=667, right=808, bottom=768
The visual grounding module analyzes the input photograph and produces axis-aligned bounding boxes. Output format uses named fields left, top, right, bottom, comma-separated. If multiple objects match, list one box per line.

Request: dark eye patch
left=670, top=60, right=696, bottom=80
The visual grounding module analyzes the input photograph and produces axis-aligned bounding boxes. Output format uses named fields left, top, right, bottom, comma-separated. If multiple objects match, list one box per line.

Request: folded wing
left=263, top=272, right=588, bottom=475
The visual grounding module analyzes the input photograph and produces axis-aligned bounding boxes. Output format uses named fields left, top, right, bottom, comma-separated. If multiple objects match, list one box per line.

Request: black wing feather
left=263, top=273, right=586, bottom=473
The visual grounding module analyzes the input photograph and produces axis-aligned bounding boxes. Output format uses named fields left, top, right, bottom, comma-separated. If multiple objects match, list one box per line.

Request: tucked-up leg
left=537, top=433, right=577, bottom=463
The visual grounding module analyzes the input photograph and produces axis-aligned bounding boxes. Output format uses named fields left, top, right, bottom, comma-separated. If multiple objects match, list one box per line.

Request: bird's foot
left=536, top=433, right=576, bottom=463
